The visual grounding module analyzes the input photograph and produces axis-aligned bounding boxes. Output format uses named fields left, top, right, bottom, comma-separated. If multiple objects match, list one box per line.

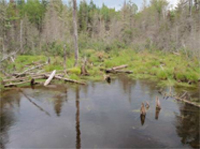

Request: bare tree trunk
left=63, top=44, right=67, bottom=74
left=189, top=0, right=192, bottom=16
left=73, top=0, right=79, bottom=67
left=194, top=0, right=198, bottom=10
left=20, top=20, right=23, bottom=53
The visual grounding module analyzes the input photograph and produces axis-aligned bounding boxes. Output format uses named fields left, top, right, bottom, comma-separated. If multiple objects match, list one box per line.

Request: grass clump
left=68, top=67, right=81, bottom=75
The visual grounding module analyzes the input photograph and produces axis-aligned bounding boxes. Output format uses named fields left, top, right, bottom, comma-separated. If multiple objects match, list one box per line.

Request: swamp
left=0, top=0, right=200, bottom=148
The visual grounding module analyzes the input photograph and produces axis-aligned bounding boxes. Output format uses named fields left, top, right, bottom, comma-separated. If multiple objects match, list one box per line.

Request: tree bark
left=73, top=0, right=79, bottom=67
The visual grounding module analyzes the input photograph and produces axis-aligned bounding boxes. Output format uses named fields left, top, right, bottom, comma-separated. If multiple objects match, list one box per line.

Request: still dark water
left=0, top=75, right=199, bottom=148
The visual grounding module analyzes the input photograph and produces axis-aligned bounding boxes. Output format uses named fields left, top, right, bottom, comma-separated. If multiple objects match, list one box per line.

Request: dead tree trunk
left=20, top=20, right=23, bottom=53
left=73, top=0, right=79, bottom=67
left=63, top=44, right=67, bottom=74
left=189, top=0, right=192, bottom=16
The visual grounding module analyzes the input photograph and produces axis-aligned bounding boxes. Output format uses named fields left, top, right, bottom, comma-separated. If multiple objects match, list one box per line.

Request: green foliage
left=68, top=67, right=81, bottom=75
left=20, top=0, right=46, bottom=28
left=16, top=55, right=46, bottom=64
left=44, top=65, right=63, bottom=72
left=70, top=74, right=79, bottom=80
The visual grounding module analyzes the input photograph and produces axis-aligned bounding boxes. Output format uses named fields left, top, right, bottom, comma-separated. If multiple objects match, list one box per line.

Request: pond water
left=0, top=75, right=199, bottom=148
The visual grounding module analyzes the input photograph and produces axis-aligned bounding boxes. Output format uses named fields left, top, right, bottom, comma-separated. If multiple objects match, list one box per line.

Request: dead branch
left=14, top=63, right=46, bottom=77
left=44, top=70, right=56, bottom=86
left=45, top=74, right=86, bottom=85
left=175, top=92, right=200, bottom=108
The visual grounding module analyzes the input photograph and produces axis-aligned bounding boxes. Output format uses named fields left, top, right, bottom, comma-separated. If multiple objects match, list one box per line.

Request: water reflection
left=155, top=108, right=161, bottom=120
left=53, top=89, right=67, bottom=117
left=175, top=104, right=200, bottom=148
left=0, top=91, right=20, bottom=149
left=0, top=76, right=199, bottom=148
left=20, top=90, right=50, bottom=116
left=75, top=86, right=81, bottom=149
left=140, top=115, right=146, bottom=125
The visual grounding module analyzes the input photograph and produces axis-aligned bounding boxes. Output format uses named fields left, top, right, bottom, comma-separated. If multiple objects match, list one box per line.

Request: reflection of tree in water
left=118, top=75, right=136, bottom=103
left=0, top=91, right=20, bottom=149
left=53, top=89, right=67, bottom=117
left=75, top=86, right=81, bottom=149
left=139, top=79, right=159, bottom=99
left=175, top=104, right=200, bottom=148
left=155, top=108, right=160, bottom=120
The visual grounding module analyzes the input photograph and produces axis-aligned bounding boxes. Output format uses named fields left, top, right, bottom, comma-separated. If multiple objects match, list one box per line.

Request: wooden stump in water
left=30, top=78, right=35, bottom=86
left=156, top=96, right=161, bottom=109
left=140, top=102, right=146, bottom=116
left=104, top=75, right=111, bottom=83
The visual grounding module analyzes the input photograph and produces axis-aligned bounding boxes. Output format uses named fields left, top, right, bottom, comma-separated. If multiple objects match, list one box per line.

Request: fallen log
left=45, top=74, right=85, bottom=85
left=107, top=70, right=133, bottom=74
left=4, top=80, right=31, bottom=88
left=175, top=94, right=200, bottom=108
left=3, top=75, right=47, bottom=83
left=54, top=75, right=86, bottom=85
left=3, top=75, right=46, bottom=88
left=112, top=65, right=128, bottom=70
left=105, top=64, right=129, bottom=73
left=44, top=70, right=56, bottom=86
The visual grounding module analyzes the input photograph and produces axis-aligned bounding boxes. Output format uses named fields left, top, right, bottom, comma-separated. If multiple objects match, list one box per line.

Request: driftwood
left=45, top=74, right=85, bottom=85
left=44, top=70, right=56, bottom=86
